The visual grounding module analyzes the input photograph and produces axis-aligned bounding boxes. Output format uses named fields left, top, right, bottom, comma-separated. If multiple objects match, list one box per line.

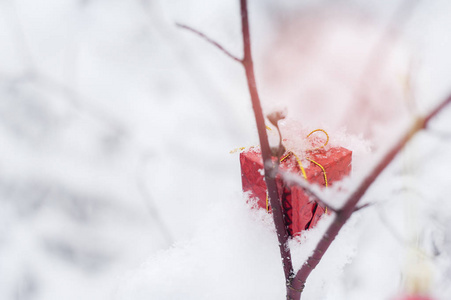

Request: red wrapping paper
left=240, top=146, right=352, bottom=236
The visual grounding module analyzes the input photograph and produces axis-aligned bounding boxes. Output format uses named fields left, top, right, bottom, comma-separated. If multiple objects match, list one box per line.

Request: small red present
left=240, top=142, right=352, bottom=236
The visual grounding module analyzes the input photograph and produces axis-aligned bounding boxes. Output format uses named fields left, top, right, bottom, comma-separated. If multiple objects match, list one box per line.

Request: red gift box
left=240, top=145, right=352, bottom=236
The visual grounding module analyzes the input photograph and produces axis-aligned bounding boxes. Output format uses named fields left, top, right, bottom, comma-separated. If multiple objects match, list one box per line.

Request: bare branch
left=176, top=23, right=242, bottom=63
left=424, top=95, right=451, bottom=124
left=176, top=4, right=294, bottom=283
left=240, top=0, right=294, bottom=282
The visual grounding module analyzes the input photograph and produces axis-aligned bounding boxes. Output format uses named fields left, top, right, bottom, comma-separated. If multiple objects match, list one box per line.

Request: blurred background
left=1, top=0, right=451, bottom=299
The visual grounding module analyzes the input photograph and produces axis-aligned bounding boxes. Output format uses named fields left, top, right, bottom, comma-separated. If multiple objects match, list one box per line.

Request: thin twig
left=175, top=2, right=293, bottom=280
left=177, top=2, right=294, bottom=284
left=136, top=152, right=174, bottom=247
left=144, top=4, right=244, bottom=140
left=176, top=23, right=242, bottom=63
left=353, top=202, right=373, bottom=212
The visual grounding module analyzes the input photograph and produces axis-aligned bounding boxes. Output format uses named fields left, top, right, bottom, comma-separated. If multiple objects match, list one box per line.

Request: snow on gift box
left=240, top=129, right=352, bottom=237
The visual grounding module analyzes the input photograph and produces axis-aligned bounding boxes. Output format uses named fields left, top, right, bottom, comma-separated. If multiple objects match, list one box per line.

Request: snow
left=116, top=199, right=286, bottom=300
left=1, top=0, right=451, bottom=300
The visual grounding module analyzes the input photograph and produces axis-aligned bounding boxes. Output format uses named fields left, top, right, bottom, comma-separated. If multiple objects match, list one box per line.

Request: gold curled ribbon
left=306, top=129, right=329, bottom=150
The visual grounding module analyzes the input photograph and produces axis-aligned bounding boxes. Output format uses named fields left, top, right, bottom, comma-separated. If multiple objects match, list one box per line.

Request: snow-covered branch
left=279, top=169, right=339, bottom=214
left=289, top=95, right=451, bottom=299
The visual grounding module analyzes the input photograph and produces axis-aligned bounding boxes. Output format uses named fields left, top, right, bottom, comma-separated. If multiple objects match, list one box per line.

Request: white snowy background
left=1, top=0, right=451, bottom=299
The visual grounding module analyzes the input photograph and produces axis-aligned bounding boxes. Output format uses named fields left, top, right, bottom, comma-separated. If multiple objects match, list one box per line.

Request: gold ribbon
left=230, top=127, right=329, bottom=214
left=265, top=129, right=329, bottom=212
left=306, top=129, right=329, bottom=150
left=306, top=158, right=328, bottom=187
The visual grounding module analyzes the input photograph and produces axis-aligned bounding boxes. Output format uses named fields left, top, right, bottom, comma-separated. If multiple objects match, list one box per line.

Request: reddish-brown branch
left=288, top=95, right=451, bottom=299
left=176, top=23, right=242, bottom=63
left=425, top=94, right=451, bottom=124
left=240, top=0, right=294, bottom=281
left=176, top=1, right=294, bottom=281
